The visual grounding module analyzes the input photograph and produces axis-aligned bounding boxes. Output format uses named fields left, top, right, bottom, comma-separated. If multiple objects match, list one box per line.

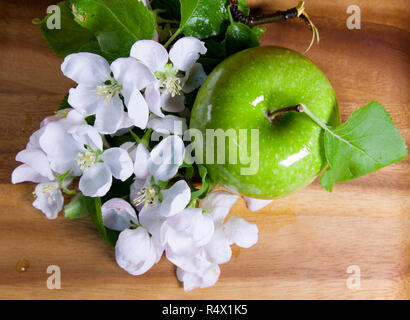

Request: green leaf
left=251, top=26, right=266, bottom=39
left=191, top=164, right=211, bottom=199
left=84, top=196, right=119, bottom=246
left=38, top=1, right=103, bottom=58
left=71, top=0, right=156, bottom=59
left=179, top=0, right=230, bottom=39
left=320, top=101, right=408, bottom=191
left=237, top=0, right=250, bottom=16
left=225, top=22, right=260, bottom=56
left=64, top=193, right=89, bottom=219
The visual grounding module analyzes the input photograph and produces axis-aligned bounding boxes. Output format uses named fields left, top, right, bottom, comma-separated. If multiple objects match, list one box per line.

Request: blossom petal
left=68, top=124, right=103, bottom=151
left=134, top=143, right=150, bottom=180
left=65, top=109, right=86, bottom=125
left=182, top=63, right=207, bottom=93
left=243, top=196, right=273, bottom=211
left=39, top=122, right=82, bottom=175
left=223, top=217, right=258, bottom=248
left=101, top=147, right=134, bottom=182
left=176, top=264, right=221, bottom=291
left=101, top=198, right=138, bottom=231
left=169, top=37, right=207, bottom=71
left=130, top=40, right=169, bottom=72
left=67, top=85, right=104, bottom=116
left=26, top=127, right=44, bottom=150
left=115, top=227, right=157, bottom=276
left=127, top=89, right=149, bottom=129
left=161, top=91, right=185, bottom=113
left=32, top=183, right=64, bottom=219
left=199, top=191, right=238, bottom=224
left=138, top=205, right=163, bottom=236
left=166, top=208, right=214, bottom=246
left=79, top=163, right=112, bottom=197
left=111, top=57, right=156, bottom=91
left=160, top=180, right=191, bottom=217
left=145, top=81, right=164, bottom=117
left=167, top=249, right=212, bottom=275
left=94, top=97, right=124, bottom=134
left=15, top=149, right=54, bottom=180
left=204, top=227, right=232, bottom=264
left=148, top=135, right=185, bottom=182
left=61, top=52, right=111, bottom=86
left=11, top=164, right=50, bottom=184
left=161, top=222, right=197, bottom=256
left=147, top=115, right=187, bottom=135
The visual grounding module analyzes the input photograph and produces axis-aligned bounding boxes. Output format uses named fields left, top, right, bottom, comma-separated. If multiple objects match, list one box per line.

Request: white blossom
left=101, top=198, right=138, bottom=231
left=62, top=52, right=155, bottom=134
left=130, top=37, right=207, bottom=114
left=11, top=115, right=81, bottom=219
left=32, top=181, right=64, bottom=219
left=39, top=122, right=133, bottom=197
left=115, top=227, right=160, bottom=276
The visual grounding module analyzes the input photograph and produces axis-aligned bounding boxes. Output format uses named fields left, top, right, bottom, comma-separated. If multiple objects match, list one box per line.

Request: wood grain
left=0, top=0, right=409, bottom=299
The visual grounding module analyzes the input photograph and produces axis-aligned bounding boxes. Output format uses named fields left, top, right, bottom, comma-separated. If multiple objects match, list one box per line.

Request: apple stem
left=266, top=104, right=333, bottom=134
left=265, top=104, right=304, bottom=123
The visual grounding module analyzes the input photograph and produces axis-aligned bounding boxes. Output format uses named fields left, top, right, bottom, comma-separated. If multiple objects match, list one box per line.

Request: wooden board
left=0, top=0, right=408, bottom=299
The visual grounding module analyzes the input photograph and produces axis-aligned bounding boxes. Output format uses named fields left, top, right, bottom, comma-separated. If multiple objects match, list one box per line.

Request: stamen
left=154, top=63, right=182, bottom=97
left=33, top=182, right=59, bottom=200
left=133, top=186, right=157, bottom=208
left=96, top=78, right=122, bottom=105
left=76, top=149, right=100, bottom=172
left=54, top=109, right=70, bottom=118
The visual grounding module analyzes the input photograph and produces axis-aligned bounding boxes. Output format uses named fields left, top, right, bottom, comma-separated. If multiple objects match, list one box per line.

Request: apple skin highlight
left=190, top=46, right=340, bottom=199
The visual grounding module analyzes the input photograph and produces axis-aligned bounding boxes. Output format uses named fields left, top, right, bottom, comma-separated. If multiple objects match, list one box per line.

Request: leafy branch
left=266, top=102, right=408, bottom=191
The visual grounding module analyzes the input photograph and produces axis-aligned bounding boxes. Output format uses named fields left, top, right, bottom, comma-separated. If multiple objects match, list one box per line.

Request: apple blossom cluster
left=11, top=36, right=265, bottom=291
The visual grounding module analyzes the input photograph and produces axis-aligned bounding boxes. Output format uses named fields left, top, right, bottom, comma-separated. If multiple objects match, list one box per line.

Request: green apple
left=190, top=46, right=340, bottom=199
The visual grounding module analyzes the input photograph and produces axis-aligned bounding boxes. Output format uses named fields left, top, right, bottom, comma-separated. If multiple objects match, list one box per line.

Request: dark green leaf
left=320, top=101, right=408, bottom=191
left=58, top=93, right=72, bottom=110
left=225, top=22, right=259, bottom=55
left=251, top=26, right=266, bottom=39
left=101, top=176, right=134, bottom=203
left=151, top=0, right=181, bottom=21
left=64, top=193, right=89, bottom=219
left=197, top=38, right=227, bottom=74
left=84, top=196, right=119, bottom=246
left=179, top=0, right=230, bottom=39
left=38, top=1, right=103, bottom=58
left=237, top=0, right=250, bottom=16
left=71, top=0, right=156, bottom=59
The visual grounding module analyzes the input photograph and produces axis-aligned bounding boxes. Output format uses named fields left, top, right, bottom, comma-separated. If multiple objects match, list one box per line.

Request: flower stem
left=164, top=28, right=182, bottom=48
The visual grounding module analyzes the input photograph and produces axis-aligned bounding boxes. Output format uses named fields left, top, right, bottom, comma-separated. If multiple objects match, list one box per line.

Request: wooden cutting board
left=0, top=0, right=408, bottom=299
